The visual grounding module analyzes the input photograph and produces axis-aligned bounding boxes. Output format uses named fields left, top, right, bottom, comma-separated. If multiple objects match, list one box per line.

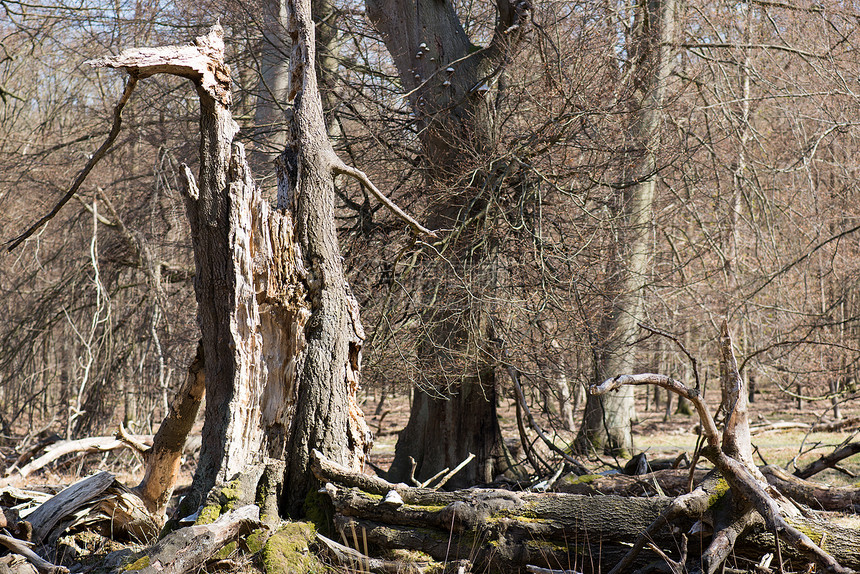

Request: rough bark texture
left=92, top=23, right=369, bottom=519
left=314, top=450, right=860, bottom=574
left=109, top=506, right=260, bottom=574
left=577, top=0, right=676, bottom=455
left=279, top=0, right=371, bottom=517
left=369, top=0, right=531, bottom=488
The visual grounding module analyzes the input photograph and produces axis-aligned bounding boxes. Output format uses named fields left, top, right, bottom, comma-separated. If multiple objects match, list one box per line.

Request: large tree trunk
left=576, top=0, right=676, bottom=455
left=92, top=19, right=371, bottom=519
left=368, top=0, right=531, bottom=488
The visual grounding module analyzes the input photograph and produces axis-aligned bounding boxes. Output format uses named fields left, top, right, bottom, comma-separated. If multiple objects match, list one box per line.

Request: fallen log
left=555, top=468, right=707, bottom=497
left=312, top=324, right=860, bottom=574
left=25, top=471, right=158, bottom=546
left=313, top=450, right=860, bottom=573
left=795, top=442, right=860, bottom=480
left=556, top=466, right=860, bottom=513
left=13, top=436, right=153, bottom=479
left=108, top=505, right=261, bottom=574
left=317, top=532, right=469, bottom=574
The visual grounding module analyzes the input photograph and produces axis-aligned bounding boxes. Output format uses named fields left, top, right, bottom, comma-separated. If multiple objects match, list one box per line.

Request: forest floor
left=364, top=383, right=860, bottom=487
left=4, top=382, right=858, bottom=503
left=1, top=383, right=858, bottom=573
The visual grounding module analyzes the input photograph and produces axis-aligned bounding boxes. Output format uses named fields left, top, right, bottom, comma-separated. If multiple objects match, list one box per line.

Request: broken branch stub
left=88, top=27, right=232, bottom=106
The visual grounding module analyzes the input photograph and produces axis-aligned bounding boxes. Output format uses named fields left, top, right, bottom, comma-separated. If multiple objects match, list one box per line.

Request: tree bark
left=314, top=449, right=860, bottom=574
left=368, top=0, right=531, bottom=488
left=576, top=0, right=676, bottom=456
left=276, top=0, right=372, bottom=516
left=90, top=21, right=371, bottom=519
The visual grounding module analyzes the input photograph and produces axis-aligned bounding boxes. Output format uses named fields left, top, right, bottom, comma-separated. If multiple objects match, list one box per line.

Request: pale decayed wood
left=134, top=343, right=205, bottom=518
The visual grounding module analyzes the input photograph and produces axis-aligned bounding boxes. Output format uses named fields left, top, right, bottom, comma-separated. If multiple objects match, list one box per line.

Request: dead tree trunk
left=88, top=16, right=412, bottom=519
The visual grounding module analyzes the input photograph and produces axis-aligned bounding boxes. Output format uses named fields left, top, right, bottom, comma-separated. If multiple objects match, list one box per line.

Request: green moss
left=220, top=479, right=242, bottom=512
left=213, top=541, right=238, bottom=561
left=303, top=489, right=334, bottom=536
left=789, top=519, right=824, bottom=547
left=195, top=503, right=222, bottom=525
left=526, top=539, right=569, bottom=553
left=402, top=503, right=445, bottom=512
left=246, top=528, right=268, bottom=555
left=707, top=478, right=731, bottom=507
left=262, top=522, right=323, bottom=574
left=562, top=474, right=600, bottom=485
left=194, top=479, right=244, bottom=526
left=123, top=556, right=150, bottom=571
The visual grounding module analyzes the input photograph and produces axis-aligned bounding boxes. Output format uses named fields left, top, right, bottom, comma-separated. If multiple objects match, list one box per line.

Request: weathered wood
left=134, top=342, right=205, bottom=519
left=761, top=464, right=860, bottom=512
left=556, top=468, right=708, bottom=497
left=25, top=472, right=158, bottom=546
left=14, top=436, right=153, bottom=479
left=109, top=505, right=260, bottom=574
left=0, top=535, right=67, bottom=574
left=26, top=472, right=115, bottom=544
left=795, top=442, right=860, bottom=480
left=317, top=532, right=468, bottom=574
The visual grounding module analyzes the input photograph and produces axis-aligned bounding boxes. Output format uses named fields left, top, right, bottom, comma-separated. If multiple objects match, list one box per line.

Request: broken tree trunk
left=87, top=18, right=373, bottom=521
left=89, top=16, right=429, bottom=521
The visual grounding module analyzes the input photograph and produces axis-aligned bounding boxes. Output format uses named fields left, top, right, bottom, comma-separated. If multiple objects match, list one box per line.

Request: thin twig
left=430, top=452, right=475, bottom=490
left=510, top=366, right=588, bottom=474
left=637, top=323, right=701, bottom=390
left=7, top=75, right=138, bottom=252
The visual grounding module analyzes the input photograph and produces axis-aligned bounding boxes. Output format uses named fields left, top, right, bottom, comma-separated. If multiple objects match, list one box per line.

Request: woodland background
left=2, top=0, right=860, bottom=477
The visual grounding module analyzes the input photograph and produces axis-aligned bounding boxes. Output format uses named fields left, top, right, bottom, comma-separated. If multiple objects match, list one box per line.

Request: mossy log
left=314, top=451, right=860, bottom=573
left=109, top=505, right=261, bottom=574
left=557, top=466, right=860, bottom=513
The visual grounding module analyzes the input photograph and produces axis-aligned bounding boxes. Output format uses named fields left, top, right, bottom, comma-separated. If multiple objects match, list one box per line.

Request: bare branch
left=591, top=374, right=720, bottom=449
left=6, top=75, right=138, bottom=252
left=331, top=158, right=438, bottom=239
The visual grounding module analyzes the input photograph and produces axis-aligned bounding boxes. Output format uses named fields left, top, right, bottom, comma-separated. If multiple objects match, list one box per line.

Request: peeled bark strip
left=134, top=342, right=205, bottom=518
left=26, top=472, right=158, bottom=547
